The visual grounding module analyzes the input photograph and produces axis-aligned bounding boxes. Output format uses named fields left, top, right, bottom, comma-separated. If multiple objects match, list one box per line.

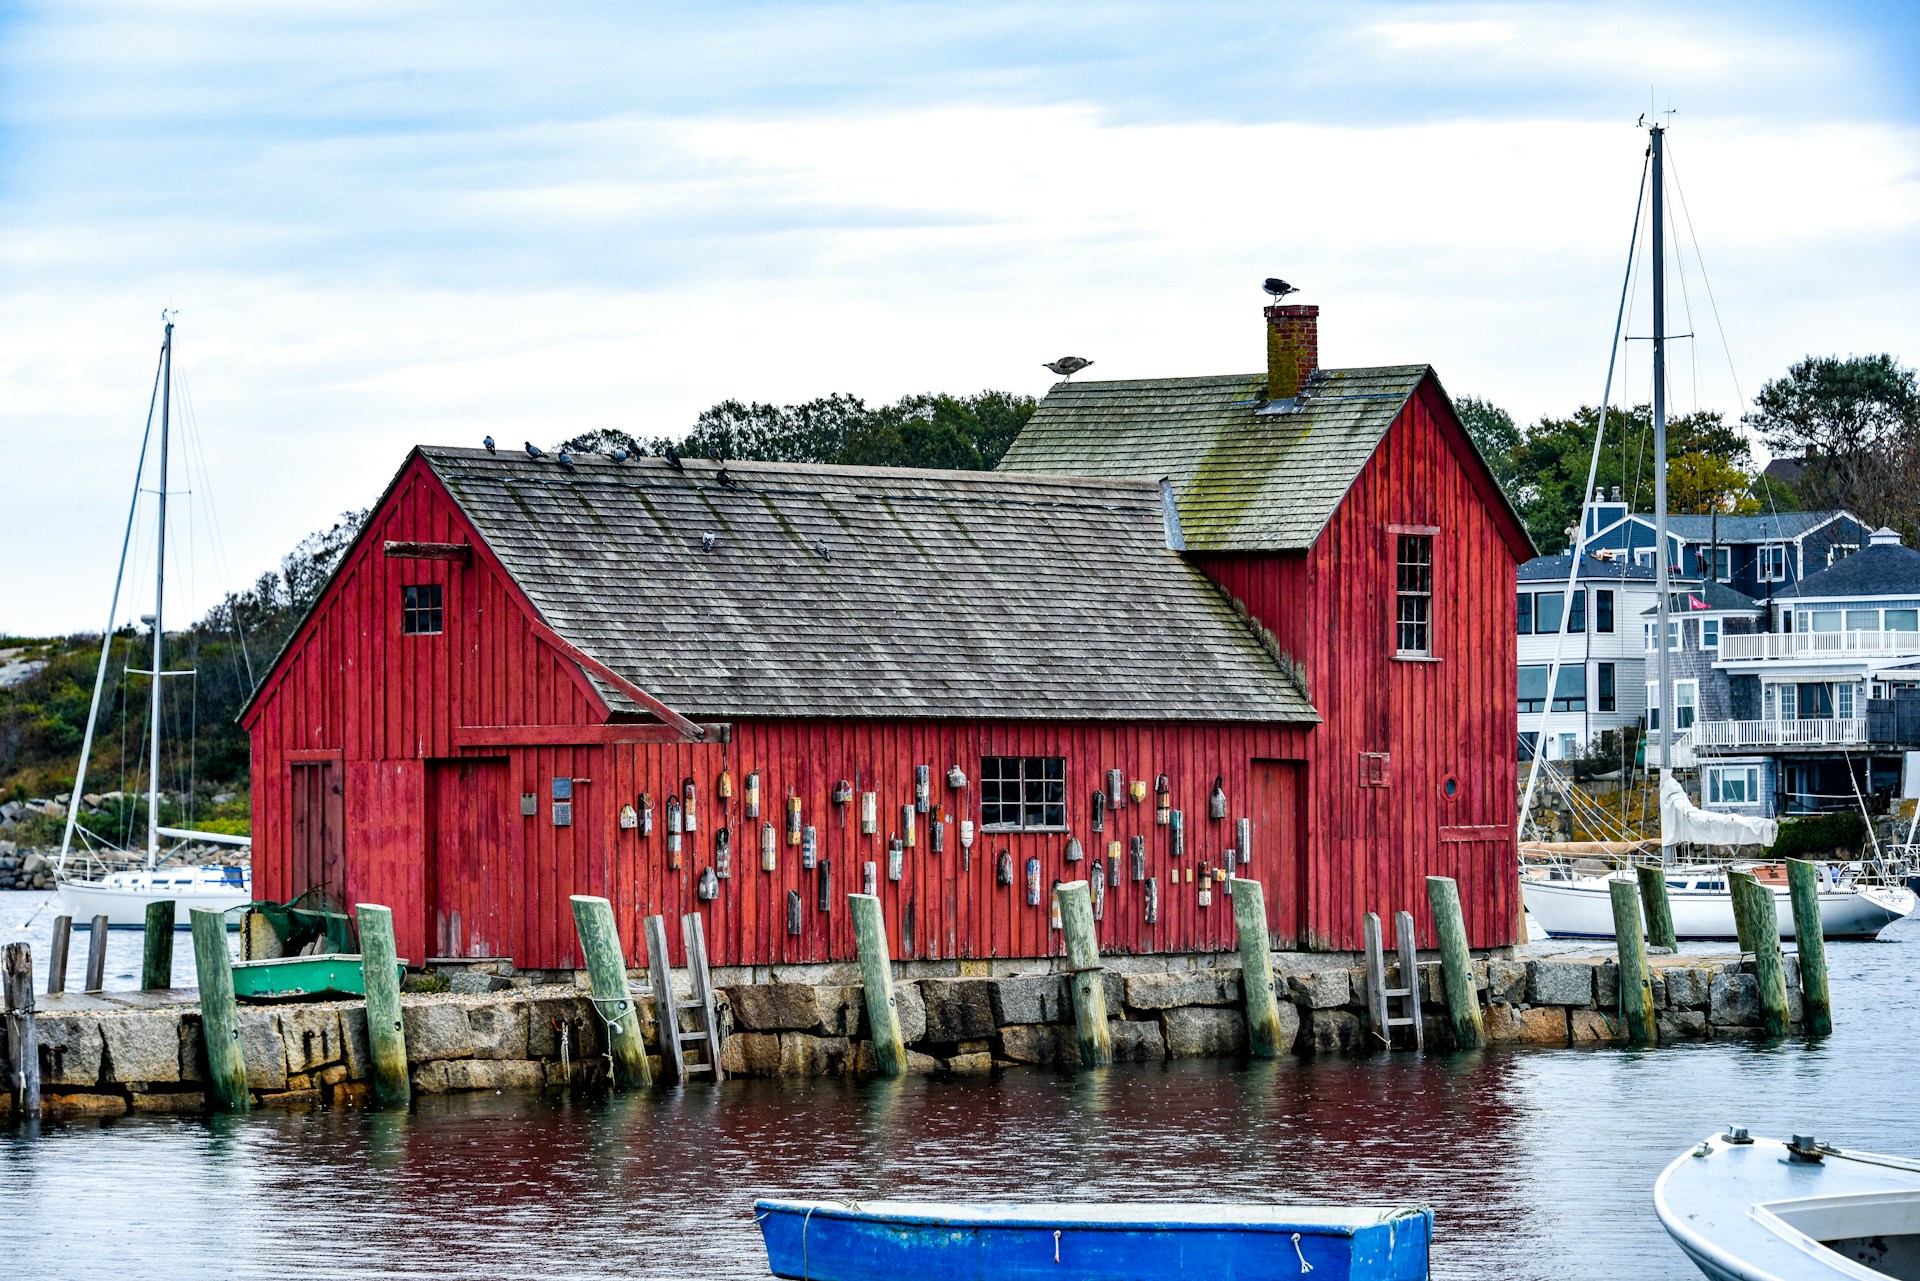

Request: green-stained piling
left=356, top=904, right=410, bottom=1108
left=570, top=895, right=651, bottom=1089
left=1635, top=864, right=1678, bottom=952
left=190, top=907, right=249, bottom=1112
left=1729, top=871, right=1791, bottom=1037
left=1230, top=878, right=1286, bottom=1058
left=849, top=893, right=907, bottom=1076
left=1786, top=860, right=1832, bottom=1037
left=1054, top=880, right=1112, bottom=1068
left=1608, top=879, right=1657, bottom=1044
left=142, top=900, right=175, bottom=991
left=1425, top=876, right=1483, bottom=1049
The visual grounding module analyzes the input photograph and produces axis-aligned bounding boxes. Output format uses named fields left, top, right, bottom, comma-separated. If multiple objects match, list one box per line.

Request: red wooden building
left=243, top=302, right=1531, bottom=970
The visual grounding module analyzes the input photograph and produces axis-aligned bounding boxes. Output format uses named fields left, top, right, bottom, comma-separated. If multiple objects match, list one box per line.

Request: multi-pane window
left=401, top=583, right=444, bottom=635
left=1702, top=619, right=1720, bottom=649
left=979, top=756, right=1065, bottom=830
left=1518, top=665, right=1584, bottom=713
left=1595, top=589, right=1614, bottom=633
left=1395, top=534, right=1432, bottom=655
left=1708, top=766, right=1760, bottom=805
left=1704, top=546, right=1731, bottom=581
left=1758, top=544, right=1787, bottom=582
left=1597, top=662, right=1616, bottom=712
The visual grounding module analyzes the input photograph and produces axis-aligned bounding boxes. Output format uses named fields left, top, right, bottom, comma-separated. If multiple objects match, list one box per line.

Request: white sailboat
left=55, top=317, right=252, bottom=928
left=1515, top=124, right=1914, bottom=942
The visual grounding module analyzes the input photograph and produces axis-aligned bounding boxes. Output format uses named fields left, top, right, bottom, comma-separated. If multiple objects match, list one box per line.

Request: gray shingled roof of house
left=421, top=447, right=1318, bottom=724
left=1618, top=510, right=1851, bottom=542
left=1519, top=553, right=1657, bottom=583
left=1778, top=540, right=1920, bottom=600
left=995, top=366, right=1431, bottom=551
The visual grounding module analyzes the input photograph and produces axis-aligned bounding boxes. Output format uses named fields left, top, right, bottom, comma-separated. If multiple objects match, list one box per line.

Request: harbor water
left=2, top=888, right=1914, bottom=1280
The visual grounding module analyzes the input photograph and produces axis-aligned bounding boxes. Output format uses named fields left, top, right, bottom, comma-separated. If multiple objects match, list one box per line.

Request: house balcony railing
left=1683, top=717, right=1869, bottom=751
left=1718, top=630, right=1920, bottom=662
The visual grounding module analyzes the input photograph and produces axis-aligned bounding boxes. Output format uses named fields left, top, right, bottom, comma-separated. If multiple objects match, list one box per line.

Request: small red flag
left=1689, top=594, right=1707, bottom=609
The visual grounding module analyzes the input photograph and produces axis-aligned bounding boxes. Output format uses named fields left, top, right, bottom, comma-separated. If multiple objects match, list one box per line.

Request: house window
left=1395, top=534, right=1433, bottom=655
left=1829, top=543, right=1858, bottom=567
left=1518, top=732, right=1539, bottom=761
left=1557, top=733, right=1579, bottom=760
left=1675, top=680, right=1697, bottom=731
left=1534, top=591, right=1563, bottom=634
left=1837, top=682, right=1856, bottom=720
left=1569, top=591, right=1585, bottom=633
left=1887, top=609, right=1919, bottom=632
left=1517, top=591, right=1533, bottom=635
left=1708, top=766, right=1760, bottom=805
left=979, top=756, right=1065, bottom=831
left=1635, top=548, right=1655, bottom=568
left=1597, top=662, right=1616, bottom=712
left=1596, top=589, right=1614, bottom=633
left=401, top=583, right=444, bottom=635
left=1702, top=619, right=1720, bottom=649
left=1704, top=546, right=1731, bottom=581
left=1846, top=609, right=1879, bottom=632
left=1810, top=611, right=1842, bottom=633
left=1758, top=544, right=1787, bottom=581
left=1553, top=666, right=1586, bottom=712
left=1646, top=619, right=1679, bottom=651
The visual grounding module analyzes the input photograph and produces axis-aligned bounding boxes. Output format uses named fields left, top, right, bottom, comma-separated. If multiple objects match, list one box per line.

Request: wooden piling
left=142, top=900, right=176, bottom=990
left=190, top=907, right=249, bottom=1112
left=1634, top=864, right=1678, bottom=952
left=1425, top=876, right=1483, bottom=1049
left=1728, top=867, right=1760, bottom=954
left=849, top=893, right=907, bottom=1077
left=81, top=914, right=109, bottom=993
left=1229, top=879, right=1285, bottom=1058
left=570, top=895, right=651, bottom=1089
left=1608, top=879, right=1657, bottom=1045
left=1785, top=860, right=1832, bottom=1038
left=1729, top=871, right=1791, bottom=1037
left=356, top=904, right=410, bottom=1108
left=47, top=915, right=70, bottom=994
left=1054, top=880, right=1112, bottom=1069
left=4, top=942, right=39, bottom=1118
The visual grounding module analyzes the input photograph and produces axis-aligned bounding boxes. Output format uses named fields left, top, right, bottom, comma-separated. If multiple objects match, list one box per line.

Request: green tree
left=1454, top=394, right=1521, bottom=496
left=1743, top=353, right=1920, bottom=535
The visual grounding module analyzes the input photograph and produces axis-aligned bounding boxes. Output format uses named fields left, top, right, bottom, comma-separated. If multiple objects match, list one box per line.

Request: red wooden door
left=1250, top=759, right=1306, bottom=947
left=289, top=762, right=345, bottom=905
left=428, top=758, right=512, bottom=959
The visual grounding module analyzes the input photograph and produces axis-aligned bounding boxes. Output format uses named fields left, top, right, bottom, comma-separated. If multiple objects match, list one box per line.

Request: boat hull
left=1521, top=874, right=1912, bottom=941
left=231, top=954, right=403, bottom=1002
left=56, top=869, right=251, bottom=928
left=755, top=1200, right=1432, bottom=1281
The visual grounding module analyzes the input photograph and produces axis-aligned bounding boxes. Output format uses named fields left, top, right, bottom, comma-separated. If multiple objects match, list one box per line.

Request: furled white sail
left=1660, top=773, right=1777, bottom=848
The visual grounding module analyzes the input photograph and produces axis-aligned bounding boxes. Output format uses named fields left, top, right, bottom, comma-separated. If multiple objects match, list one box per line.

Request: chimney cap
left=1870, top=526, right=1903, bottom=547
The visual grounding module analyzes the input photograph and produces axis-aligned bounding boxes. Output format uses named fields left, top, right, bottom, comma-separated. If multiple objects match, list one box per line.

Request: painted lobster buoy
left=1106, top=854, right=1121, bottom=899
left=744, top=770, right=762, bottom=819
left=786, top=890, right=802, bottom=935
left=1026, top=857, right=1042, bottom=906
left=930, top=819, right=944, bottom=855
left=696, top=867, right=719, bottom=901
left=1144, top=876, right=1159, bottom=924
left=1156, top=774, right=1172, bottom=826
left=718, top=768, right=735, bottom=801
left=946, top=765, right=966, bottom=789
left=1169, top=809, right=1185, bottom=858
left=1049, top=880, right=1063, bottom=930
left=786, top=793, right=803, bottom=845
left=900, top=804, right=916, bottom=848
left=1089, top=789, right=1106, bottom=832
left=801, top=824, right=818, bottom=869
left=888, top=837, right=904, bottom=882
left=714, top=826, right=731, bottom=879
left=1129, top=778, right=1148, bottom=805
left=1236, top=817, right=1253, bottom=865
left=1130, top=834, right=1146, bottom=881
left=619, top=803, right=638, bottom=830
left=761, top=821, right=778, bottom=872
left=817, top=859, right=832, bottom=911
left=682, top=777, right=698, bottom=832
left=831, top=777, right=853, bottom=809
left=1064, top=836, right=1083, bottom=863
left=639, top=792, right=654, bottom=836
left=1210, top=776, right=1227, bottom=821
left=862, top=860, right=878, bottom=896
left=959, top=819, right=975, bottom=869
left=1106, top=768, right=1125, bottom=807
left=1197, top=866, right=1213, bottom=908
left=1091, top=859, right=1107, bottom=920
left=996, top=849, right=1014, bottom=887
left=914, top=765, right=931, bottom=814
left=666, top=797, right=684, bottom=866
left=1224, top=849, right=1237, bottom=881
left=860, top=791, right=878, bottom=835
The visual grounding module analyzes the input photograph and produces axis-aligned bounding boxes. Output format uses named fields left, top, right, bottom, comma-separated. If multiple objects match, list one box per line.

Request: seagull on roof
left=1044, top=356, right=1092, bottom=379
left=1262, top=277, right=1299, bottom=301
left=664, top=444, right=685, bottom=472
left=716, top=465, right=738, bottom=488
left=557, top=451, right=575, bottom=469
left=483, top=435, right=496, bottom=453
left=524, top=441, right=544, bottom=459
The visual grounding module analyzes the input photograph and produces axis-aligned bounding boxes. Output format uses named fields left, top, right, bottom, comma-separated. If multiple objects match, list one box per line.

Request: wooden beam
left=286, top=748, right=345, bottom=764
left=1439, top=824, right=1510, bottom=843
left=452, top=722, right=730, bottom=748
left=524, top=618, right=706, bottom=742
left=383, top=540, right=473, bottom=563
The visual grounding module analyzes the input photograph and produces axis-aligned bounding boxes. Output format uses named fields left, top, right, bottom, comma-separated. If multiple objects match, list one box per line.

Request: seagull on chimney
left=1262, top=278, right=1299, bottom=301
left=1044, top=356, right=1093, bottom=379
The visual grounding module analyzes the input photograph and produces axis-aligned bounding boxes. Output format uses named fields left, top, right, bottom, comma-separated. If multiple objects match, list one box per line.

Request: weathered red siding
left=1191, top=380, right=1521, bottom=949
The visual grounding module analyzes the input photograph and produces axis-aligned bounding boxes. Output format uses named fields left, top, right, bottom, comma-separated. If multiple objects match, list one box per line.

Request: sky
left=3, top=1, right=1919, bottom=635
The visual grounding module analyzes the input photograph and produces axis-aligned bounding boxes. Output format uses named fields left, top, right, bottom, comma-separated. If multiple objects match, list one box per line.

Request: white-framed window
left=1682, top=618, right=1699, bottom=650
left=1888, top=609, right=1920, bottom=632
left=1702, top=618, right=1720, bottom=649
left=1675, top=679, right=1698, bottom=731
left=1557, top=733, right=1578, bottom=759
left=1829, top=543, right=1858, bottom=567
left=1707, top=765, right=1760, bottom=806
left=1810, top=611, right=1842, bottom=633
left=1846, top=609, right=1878, bottom=632
left=1705, top=546, right=1731, bottom=581
left=1597, top=661, right=1616, bottom=712
left=1758, top=544, right=1787, bottom=581
left=1837, top=682, right=1856, bottom=719
left=1635, top=547, right=1655, bottom=568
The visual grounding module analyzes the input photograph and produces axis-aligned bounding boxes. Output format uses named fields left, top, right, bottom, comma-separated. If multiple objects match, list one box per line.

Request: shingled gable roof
left=420, top=447, right=1317, bottom=724
left=996, top=365, right=1530, bottom=556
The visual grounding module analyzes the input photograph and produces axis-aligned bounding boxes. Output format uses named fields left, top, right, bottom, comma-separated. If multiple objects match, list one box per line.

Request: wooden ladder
left=1363, top=910, right=1424, bottom=1052
left=644, top=912, right=726, bottom=1084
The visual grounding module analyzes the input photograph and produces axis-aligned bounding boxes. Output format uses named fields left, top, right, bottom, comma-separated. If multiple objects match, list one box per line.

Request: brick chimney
left=1265, top=303, right=1319, bottom=401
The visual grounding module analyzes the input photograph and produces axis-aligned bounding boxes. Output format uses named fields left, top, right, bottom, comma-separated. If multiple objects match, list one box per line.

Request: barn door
left=428, top=758, right=512, bottom=959
left=288, top=761, right=345, bottom=905
left=1249, top=759, right=1306, bottom=947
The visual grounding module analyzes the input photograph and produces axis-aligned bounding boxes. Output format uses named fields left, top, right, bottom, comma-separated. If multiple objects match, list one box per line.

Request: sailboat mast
left=147, top=320, right=173, bottom=865
left=1651, top=125, right=1672, bottom=778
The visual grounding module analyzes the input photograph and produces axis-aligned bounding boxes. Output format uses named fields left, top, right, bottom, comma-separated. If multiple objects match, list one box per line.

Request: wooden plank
left=382, top=539, right=473, bottom=563
left=681, top=912, right=724, bottom=1081
left=286, top=748, right=345, bottom=764
left=643, top=913, right=686, bottom=1084
left=1393, top=910, right=1424, bottom=1052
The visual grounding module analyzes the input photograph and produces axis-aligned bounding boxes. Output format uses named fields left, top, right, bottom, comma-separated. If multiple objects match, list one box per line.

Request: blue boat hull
left=755, top=1200, right=1432, bottom=1281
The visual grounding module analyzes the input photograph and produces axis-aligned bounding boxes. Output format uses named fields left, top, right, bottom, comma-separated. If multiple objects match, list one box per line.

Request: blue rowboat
left=1656, top=1127, right=1920, bottom=1279
left=754, top=1199, right=1432, bottom=1281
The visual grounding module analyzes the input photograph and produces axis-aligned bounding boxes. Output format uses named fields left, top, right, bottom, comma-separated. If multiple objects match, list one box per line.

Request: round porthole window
left=1441, top=776, right=1460, bottom=800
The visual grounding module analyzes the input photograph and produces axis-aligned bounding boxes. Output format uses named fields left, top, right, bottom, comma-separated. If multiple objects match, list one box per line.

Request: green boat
left=231, top=954, right=406, bottom=1002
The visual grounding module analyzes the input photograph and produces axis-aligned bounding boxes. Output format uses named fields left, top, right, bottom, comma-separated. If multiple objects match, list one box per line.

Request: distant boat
left=754, top=1199, right=1433, bottom=1281
left=54, top=317, right=252, bottom=928
left=1656, top=1128, right=1920, bottom=1279
left=1522, top=864, right=1914, bottom=941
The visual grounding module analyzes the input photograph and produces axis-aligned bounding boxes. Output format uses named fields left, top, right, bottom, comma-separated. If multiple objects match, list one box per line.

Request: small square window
left=402, top=583, right=444, bottom=635
left=980, top=756, right=1066, bottom=830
